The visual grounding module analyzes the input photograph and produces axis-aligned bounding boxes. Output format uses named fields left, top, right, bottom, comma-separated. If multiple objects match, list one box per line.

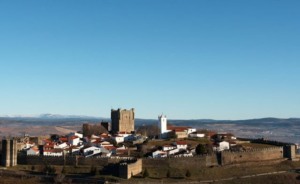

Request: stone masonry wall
left=119, top=159, right=142, bottom=179
left=221, top=147, right=283, bottom=165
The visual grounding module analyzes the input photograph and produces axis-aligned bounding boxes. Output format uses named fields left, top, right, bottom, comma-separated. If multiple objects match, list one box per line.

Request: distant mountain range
left=1, top=114, right=300, bottom=143
left=0, top=114, right=299, bottom=127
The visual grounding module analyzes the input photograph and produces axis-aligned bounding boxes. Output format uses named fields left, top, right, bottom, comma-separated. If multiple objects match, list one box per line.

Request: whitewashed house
left=189, top=132, right=205, bottom=138
left=175, top=141, right=188, bottom=150
left=27, top=147, right=40, bottom=156
left=68, top=136, right=80, bottom=146
left=214, top=141, right=230, bottom=151
left=68, top=132, right=83, bottom=139
left=187, top=128, right=197, bottom=135
left=113, top=136, right=125, bottom=144
left=82, top=146, right=101, bottom=157
left=168, top=148, right=180, bottom=156
left=44, top=149, right=64, bottom=156
left=54, top=142, right=68, bottom=149
left=152, top=150, right=167, bottom=158
left=163, top=145, right=176, bottom=151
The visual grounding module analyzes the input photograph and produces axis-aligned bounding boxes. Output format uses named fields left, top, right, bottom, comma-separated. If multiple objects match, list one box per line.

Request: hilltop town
left=1, top=108, right=300, bottom=183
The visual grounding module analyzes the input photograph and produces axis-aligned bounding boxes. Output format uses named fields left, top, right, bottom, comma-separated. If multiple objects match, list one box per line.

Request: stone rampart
left=221, top=146, right=283, bottom=165
left=17, top=155, right=134, bottom=166
left=119, top=159, right=142, bottom=179
left=142, top=154, right=218, bottom=171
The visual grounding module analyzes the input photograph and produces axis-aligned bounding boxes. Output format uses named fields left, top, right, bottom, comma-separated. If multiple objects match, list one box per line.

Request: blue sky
left=0, top=0, right=299, bottom=119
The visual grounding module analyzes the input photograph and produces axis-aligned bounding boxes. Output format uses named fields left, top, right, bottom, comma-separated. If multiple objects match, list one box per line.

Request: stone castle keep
left=111, top=108, right=135, bottom=133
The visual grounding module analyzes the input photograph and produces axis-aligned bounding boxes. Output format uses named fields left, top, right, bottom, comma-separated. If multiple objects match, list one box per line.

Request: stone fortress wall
left=17, top=155, right=134, bottom=166
left=221, top=146, right=284, bottom=165
left=13, top=142, right=295, bottom=168
left=119, top=159, right=142, bottom=179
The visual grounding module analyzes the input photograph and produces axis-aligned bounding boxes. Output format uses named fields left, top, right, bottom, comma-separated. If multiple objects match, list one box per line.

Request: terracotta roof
left=167, top=125, right=191, bottom=131
left=103, top=145, right=116, bottom=151
left=59, top=137, right=68, bottom=142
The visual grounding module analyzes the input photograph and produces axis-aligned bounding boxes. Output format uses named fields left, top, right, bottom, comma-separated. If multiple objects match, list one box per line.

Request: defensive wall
left=221, top=146, right=284, bottom=165
left=238, top=137, right=294, bottom=146
left=17, top=155, right=134, bottom=166
left=142, top=146, right=287, bottom=169
left=119, top=159, right=142, bottom=179
left=18, top=146, right=287, bottom=168
left=142, top=154, right=219, bottom=171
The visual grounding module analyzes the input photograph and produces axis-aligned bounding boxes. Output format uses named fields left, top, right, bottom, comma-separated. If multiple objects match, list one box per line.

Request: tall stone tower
left=1, top=138, right=17, bottom=167
left=111, top=108, right=135, bottom=133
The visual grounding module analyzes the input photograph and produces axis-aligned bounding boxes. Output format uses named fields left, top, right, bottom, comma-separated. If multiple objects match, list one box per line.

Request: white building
left=113, top=136, right=125, bottom=144
left=163, top=145, right=176, bottom=151
left=68, top=132, right=83, bottom=139
left=44, top=149, right=64, bottom=157
left=214, top=141, right=230, bottom=152
left=27, top=147, right=40, bottom=156
left=152, top=150, right=167, bottom=158
left=168, top=148, right=180, bottom=155
left=82, top=146, right=101, bottom=157
left=189, top=132, right=205, bottom=138
left=68, top=136, right=80, bottom=146
left=187, top=128, right=197, bottom=135
left=158, top=114, right=171, bottom=139
left=175, top=141, right=188, bottom=150
left=54, top=142, right=68, bottom=149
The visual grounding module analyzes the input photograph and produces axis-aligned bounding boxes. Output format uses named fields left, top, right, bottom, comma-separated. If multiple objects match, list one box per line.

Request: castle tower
left=1, top=138, right=18, bottom=167
left=111, top=108, right=135, bottom=133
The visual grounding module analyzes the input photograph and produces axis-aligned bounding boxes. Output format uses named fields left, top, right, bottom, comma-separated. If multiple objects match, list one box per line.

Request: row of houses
left=25, top=131, right=145, bottom=158
left=152, top=141, right=192, bottom=158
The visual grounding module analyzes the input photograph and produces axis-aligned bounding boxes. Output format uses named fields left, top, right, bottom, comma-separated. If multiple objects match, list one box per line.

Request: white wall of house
left=168, top=148, right=180, bottom=155
left=163, top=145, right=176, bottom=151
left=218, top=141, right=230, bottom=151
left=44, top=151, right=63, bottom=157
left=176, top=144, right=188, bottom=150
left=69, top=132, right=83, bottom=139
left=113, top=136, right=124, bottom=144
left=187, top=128, right=197, bottom=134
left=83, top=146, right=101, bottom=157
left=27, top=148, right=39, bottom=156
left=152, top=150, right=167, bottom=158
left=189, top=133, right=205, bottom=138
left=54, top=142, right=68, bottom=149
left=69, top=137, right=80, bottom=146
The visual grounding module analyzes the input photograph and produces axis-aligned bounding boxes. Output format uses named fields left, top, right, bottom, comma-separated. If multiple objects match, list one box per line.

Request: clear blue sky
left=0, top=0, right=299, bottom=119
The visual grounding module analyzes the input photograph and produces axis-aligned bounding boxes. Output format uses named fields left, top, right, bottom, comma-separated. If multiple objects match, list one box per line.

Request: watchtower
left=1, top=138, right=17, bottom=167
